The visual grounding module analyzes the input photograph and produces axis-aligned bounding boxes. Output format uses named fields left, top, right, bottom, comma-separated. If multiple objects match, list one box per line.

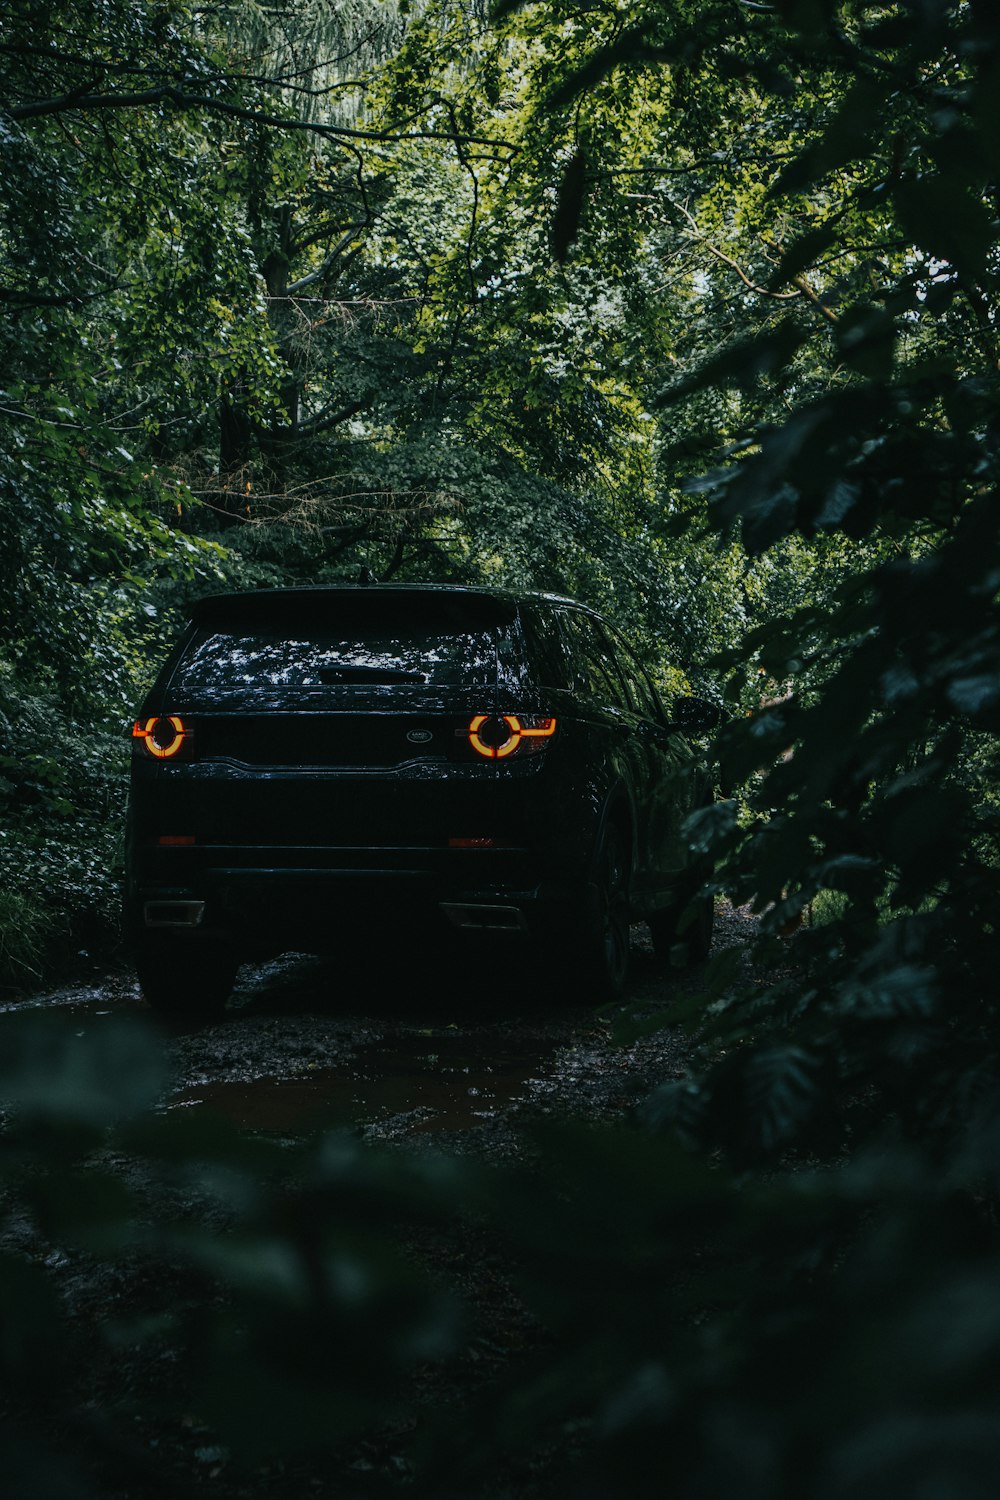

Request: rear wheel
left=132, top=933, right=237, bottom=1019
left=580, top=821, right=631, bottom=1002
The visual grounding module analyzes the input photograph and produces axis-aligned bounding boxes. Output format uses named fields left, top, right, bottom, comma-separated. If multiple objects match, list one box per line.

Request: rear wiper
left=318, top=664, right=428, bottom=685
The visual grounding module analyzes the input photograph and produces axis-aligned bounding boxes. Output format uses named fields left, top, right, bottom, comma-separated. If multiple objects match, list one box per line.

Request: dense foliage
left=3, top=0, right=1000, bottom=1494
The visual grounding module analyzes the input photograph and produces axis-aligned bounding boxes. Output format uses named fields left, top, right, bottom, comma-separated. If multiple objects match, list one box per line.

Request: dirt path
left=0, top=905, right=759, bottom=1500
left=1, top=904, right=757, bottom=1156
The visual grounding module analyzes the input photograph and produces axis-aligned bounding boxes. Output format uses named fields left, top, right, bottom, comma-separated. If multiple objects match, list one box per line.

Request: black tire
left=133, top=934, right=237, bottom=1019
left=581, top=821, right=631, bottom=1002
left=648, top=877, right=714, bottom=966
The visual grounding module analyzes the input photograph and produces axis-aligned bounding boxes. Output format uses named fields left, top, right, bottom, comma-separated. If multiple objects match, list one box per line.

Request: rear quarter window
left=519, top=606, right=570, bottom=689
left=559, top=611, right=631, bottom=710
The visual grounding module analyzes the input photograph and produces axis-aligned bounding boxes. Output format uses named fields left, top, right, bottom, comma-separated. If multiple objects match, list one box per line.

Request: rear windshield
left=172, top=596, right=518, bottom=693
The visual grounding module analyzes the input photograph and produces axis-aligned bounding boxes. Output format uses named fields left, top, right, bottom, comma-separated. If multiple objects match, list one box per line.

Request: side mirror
left=668, top=696, right=725, bottom=735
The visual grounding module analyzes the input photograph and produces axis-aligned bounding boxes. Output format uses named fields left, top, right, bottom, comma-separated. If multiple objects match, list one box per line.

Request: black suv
left=125, top=585, right=714, bottom=1013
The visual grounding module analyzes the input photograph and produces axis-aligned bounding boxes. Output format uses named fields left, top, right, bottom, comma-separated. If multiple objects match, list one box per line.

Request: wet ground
left=0, top=904, right=762, bottom=1499
left=0, top=905, right=759, bottom=1155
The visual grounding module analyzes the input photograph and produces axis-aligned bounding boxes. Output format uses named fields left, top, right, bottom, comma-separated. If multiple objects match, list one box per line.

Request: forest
left=2, top=0, right=1000, bottom=1495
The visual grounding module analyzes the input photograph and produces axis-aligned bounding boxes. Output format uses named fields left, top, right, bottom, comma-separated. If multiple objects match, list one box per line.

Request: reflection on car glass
left=175, top=629, right=500, bottom=690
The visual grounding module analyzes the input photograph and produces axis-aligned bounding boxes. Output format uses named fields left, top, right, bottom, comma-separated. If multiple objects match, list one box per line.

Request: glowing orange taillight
left=132, top=715, right=192, bottom=760
left=467, top=714, right=557, bottom=759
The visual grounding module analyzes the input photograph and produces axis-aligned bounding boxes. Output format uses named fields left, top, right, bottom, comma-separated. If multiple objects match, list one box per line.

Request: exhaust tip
left=440, top=902, right=528, bottom=933
left=144, top=899, right=205, bottom=929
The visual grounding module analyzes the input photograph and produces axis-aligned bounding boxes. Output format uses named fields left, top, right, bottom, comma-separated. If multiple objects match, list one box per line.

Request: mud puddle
left=165, top=1030, right=548, bottom=1135
left=0, top=974, right=139, bottom=1019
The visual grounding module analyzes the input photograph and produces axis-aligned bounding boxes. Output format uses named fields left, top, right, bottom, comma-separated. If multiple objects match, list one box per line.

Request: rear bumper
left=126, top=843, right=578, bottom=948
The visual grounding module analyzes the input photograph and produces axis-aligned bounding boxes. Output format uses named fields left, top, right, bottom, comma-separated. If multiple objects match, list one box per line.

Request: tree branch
left=763, top=237, right=840, bottom=324
left=286, top=230, right=365, bottom=292
left=294, top=398, right=367, bottom=437
left=0, top=285, right=104, bottom=307
left=5, top=82, right=517, bottom=154
left=379, top=535, right=406, bottom=581
left=788, top=272, right=839, bottom=325
left=675, top=204, right=803, bottom=302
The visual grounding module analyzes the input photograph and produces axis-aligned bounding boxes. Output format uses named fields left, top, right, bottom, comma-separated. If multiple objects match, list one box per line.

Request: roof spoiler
left=188, top=585, right=521, bottom=623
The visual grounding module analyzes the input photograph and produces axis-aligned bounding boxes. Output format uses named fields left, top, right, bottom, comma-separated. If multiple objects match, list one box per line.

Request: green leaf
left=770, top=78, right=888, bottom=197
left=740, top=1045, right=823, bottom=1153
left=767, top=225, right=839, bottom=288
left=894, top=176, right=995, bottom=280
left=0, top=1016, right=165, bottom=1128
left=551, top=150, right=587, bottom=263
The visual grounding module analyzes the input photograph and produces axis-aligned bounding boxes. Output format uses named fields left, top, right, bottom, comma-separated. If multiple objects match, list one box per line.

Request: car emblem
left=406, top=729, right=433, bottom=744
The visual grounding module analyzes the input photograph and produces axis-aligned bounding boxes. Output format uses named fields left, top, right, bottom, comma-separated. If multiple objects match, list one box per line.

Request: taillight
left=467, top=714, right=557, bottom=760
left=132, top=715, right=193, bottom=760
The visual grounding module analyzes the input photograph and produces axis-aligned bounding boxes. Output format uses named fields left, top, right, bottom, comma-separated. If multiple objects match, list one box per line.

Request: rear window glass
left=172, top=596, right=517, bottom=692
